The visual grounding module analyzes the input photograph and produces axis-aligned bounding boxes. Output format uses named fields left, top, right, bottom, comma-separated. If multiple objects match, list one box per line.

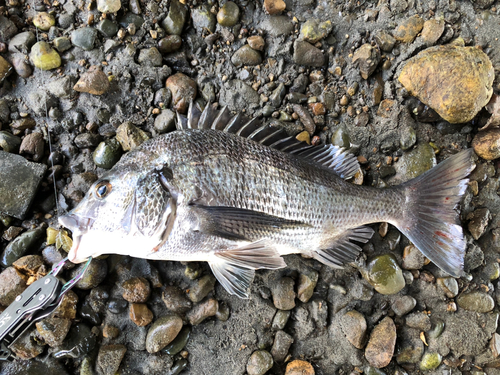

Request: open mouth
left=58, top=214, right=93, bottom=263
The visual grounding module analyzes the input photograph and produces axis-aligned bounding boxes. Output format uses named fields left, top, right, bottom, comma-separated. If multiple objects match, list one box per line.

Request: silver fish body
left=60, top=105, right=474, bottom=297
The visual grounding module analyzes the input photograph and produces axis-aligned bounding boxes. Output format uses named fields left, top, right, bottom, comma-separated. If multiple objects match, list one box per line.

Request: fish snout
left=59, top=214, right=90, bottom=234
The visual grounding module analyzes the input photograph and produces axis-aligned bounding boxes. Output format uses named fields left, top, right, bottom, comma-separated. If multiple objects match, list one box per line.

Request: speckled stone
left=115, top=121, right=150, bottom=151
left=97, top=344, right=127, bottom=375
left=339, top=310, right=367, bottom=349
left=122, top=276, right=151, bottom=303
left=33, top=12, right=55, bottom=31
left=365, top=317, right=397, bottom=368
left=272, top=277, right=296, bottom=310
left=146, top=315, right=183, bottom=353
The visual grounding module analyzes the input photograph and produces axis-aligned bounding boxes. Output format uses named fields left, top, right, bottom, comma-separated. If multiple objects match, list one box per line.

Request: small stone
left=297, top=270, right=318, bottom=303
left=122, top=276, right=151, bottom=303
left=217, top=2, right=240, bottom=27
left=264, top=0, right=286, bottom=15
left=138, top=47, right=163, bottom=67
left=399, top=45, right=494, bottom=124
left=11, top=54, right=32, bottom=78
left=146, top=315, right=183, bottom=353
left=103, top=325, right=120, bottom=339
left=231, top=45, right=262, bottom=67
left=19, top=132, right=44, bottom=162
left=96, top=19, right=119, bottom=37
left=191, top=4, right=216, bottom=33
left=393, top=143, right=436, bottom=182
left=35, top=315, right=71, bottom=347
left=300, top=19, right=332, bottom=43
left=365, top=254, right=405, bottom=295
left=405, top=312, right=431, bottom=331
left=272, top=277, right=296, bottom=310
left=293, top=104, right=316, bottom=135
left=467, top=208, right=491, bottom=240
left=10, top=329, right=45, bottom=359
left=188, top=274, right=216, bottom=303
left=70, top=258, right=107, bottom=290
left=352, top=43, right=381, bottom=80
left=0, top=132, right=21, bottom=153
left=74, top=133, right=102, bottom=149
left=166, top=72, right=197, bottom=114
left=419, top=352, right=442, bottom=371
left=421, top=19, right=445, bottom=46
left=107, top=298, right=128, bottom=314
left=272, top=309, right=291, bottom=330
left=402, top=244, right=426, bottom=270
left=331, top=125, right=350, bottom=148
left=154, top=109, right=176, bottom=134
left=400, top=125, right=417, bottom=150
left=29, top=41, right=61, bottom=70
left=162, top=286, right=192, bottom=314
left=58, top=13, right=74, bottom=29
left=162, top=0, right=188, bottom=35
left=129, top=303, right=154, bottom=326
left=93, top=138, right=122, bottom=169
left=437, top=277, right=459, bottom=298
left=0, top=16, right=17, bottom=43
left=373, top=30, right=396, bottom=52
left=73, top=66, right=110, bottom=95
left=365, top=317, right=397, bottom=368
left=285, top=360, right=315, bottom=375
left=394, top=15, right=424, bottom=43
left=116, top=121, right=150, bottom=151
left=0, top=267, right=27, bottom=306
left=473, top=129, right=500, bottom=160
left=33, top=12, right=55, bottom=31
left=293, top=40, right=325, bottom=67
left=71, top=27, right=98, bottom=51
left=247, top=350, right=274, bottom=375
left=118, top=13, right=144, bottom=29
left=1, top=226, right=44, bottom=267
left=129, top=0, right=141, bottom=14
left=97, top=0, right=121, bottom=13
left=456, top=291, right=495, bottom=313
left=340, top=310, right=367, bottom=350
left=186, top=297, right=218, bottom=325
left=392, top=295, right=416, bottom=317
left=12, top=255, right=44, bottom=277
left=97, top=344, right=127, bottom=375
left=247, top=35, right=265, bottom=51
left=215, top=301, right=230, bottom=321
left=271, top=330, right=293, bottom=362
left=52, top=290, right=78, bottom=319
left=162, top=325, right=191, bottom=355
left=158, top=35, right=182, bottom=54
left=8, top=31, right=36, bottom=54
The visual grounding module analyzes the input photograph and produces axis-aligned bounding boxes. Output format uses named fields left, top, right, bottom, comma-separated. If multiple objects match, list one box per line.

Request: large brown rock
left=365, top=316, right=396, bottom=368
left=166, top=72, right=197, bottom=114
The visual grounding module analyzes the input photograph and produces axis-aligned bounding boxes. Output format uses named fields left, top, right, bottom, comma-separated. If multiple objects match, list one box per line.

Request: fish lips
left=58, top=214, right=93, bottom=263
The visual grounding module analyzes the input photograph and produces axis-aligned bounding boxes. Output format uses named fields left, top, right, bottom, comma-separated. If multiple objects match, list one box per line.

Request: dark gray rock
left=293, top=40, right=325, bottom=67
left=8, top=31, right=36, bottom=54
left=161, top=0, right=188, bottom=35
left=259, top=16, right=294, bottom=37
left=0, top=16, right=18, bottom=43
left=219, top=80, right=260, bottom=111
left=71, top=27, right=98, bottom=50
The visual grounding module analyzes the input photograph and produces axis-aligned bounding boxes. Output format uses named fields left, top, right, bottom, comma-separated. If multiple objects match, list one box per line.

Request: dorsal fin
left=176, top=102, right=360, bottom=180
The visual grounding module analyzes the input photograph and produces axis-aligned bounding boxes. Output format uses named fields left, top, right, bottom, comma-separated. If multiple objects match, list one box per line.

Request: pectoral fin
left=209, top=240, right=286, bottom=298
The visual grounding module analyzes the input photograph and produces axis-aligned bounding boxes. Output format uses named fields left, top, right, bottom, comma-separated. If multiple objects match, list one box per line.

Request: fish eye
left=95, top=180, right=112, bottom=199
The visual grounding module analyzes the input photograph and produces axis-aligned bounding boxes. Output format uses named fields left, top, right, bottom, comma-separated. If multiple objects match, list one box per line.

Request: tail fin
left=395, top=149, right=475, bottom=277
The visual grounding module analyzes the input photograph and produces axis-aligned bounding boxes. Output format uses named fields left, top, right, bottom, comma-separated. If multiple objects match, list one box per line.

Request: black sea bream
left=59, top=104, right=474, bottom=297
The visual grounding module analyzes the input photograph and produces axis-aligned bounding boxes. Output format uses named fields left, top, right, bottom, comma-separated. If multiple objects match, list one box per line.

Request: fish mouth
left=58, top=214, right=93, bottom=264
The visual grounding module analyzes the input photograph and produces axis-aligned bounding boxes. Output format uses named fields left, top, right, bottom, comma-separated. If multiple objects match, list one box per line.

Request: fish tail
left=395, top=149, right=475, bottom=277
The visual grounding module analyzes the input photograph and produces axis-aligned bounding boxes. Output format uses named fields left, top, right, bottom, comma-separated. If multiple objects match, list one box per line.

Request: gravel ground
left=1, top=0, right=500, bottom=374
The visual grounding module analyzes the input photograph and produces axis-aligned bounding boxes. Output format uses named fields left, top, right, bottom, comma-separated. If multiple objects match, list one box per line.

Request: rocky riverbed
left=1, top=0, right=500, bottom=374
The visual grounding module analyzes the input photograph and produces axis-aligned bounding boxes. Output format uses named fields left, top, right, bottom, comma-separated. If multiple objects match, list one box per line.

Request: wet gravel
left=1, top=0, right=500, bottom=374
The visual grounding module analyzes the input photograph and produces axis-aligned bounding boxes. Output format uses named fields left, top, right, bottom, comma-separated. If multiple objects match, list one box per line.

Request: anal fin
left=209, top=240, right=286, bottom=298
left=313, top=226, right=374, bottom=268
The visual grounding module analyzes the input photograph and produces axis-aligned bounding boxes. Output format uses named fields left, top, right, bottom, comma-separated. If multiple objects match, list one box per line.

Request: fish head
left=59, top=159, right=175, bottom=263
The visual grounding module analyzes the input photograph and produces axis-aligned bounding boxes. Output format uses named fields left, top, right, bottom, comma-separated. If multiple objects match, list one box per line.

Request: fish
left=59, top=103, right=475, bottom=298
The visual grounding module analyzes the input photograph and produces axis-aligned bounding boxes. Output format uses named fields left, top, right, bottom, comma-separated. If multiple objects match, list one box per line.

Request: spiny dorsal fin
left=176, top=102, right=361, bottom=180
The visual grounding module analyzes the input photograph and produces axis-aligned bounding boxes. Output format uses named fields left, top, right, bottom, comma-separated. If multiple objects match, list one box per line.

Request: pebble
left=35, top=315, right=72, bottom=347
left=467, top=208, right=491, bottom=240
left=402, top=244, right=426, bottom=270
left=392, top=295, right=416, bottom=317
left=264, top=0, right=286, bottom=15
left=405, top=312, right=431, bottom=331
left=103, top=324, right=120, bottom=339
left=352, top=44, right=381, bottom=80
left=74, top=133, right=102, bottom=149
left=58, top=13, right=73, bottom=29
left=97, top=344, right=127, bottom=375
left=247, top=35, right=265, bottom=51
left=53, top=290, right=78, bottom=319
left=394, top=15, right=424, bottom=43
left=166, top=72, right=197, bottom=114
left=472, top=129, right=500, bottom=160
left=146, top=315, right=183, bottom=353
left=285, top=360, right=315, bottom=375
left=293, top=40, right=325, bottom=67
left=186, top=297, right=218, bottom=325
left=122, top=276, right=151, bottom=303
left=421, top=19, right=445, bottom=46
left=1, top=226, right=44, bottom=267
left=10, top=329, right=45, bottom=359
left=162, top=0, right=188, bottom=35
left=293, top=104, right=316, bottom=135
left=11, top=54, right=32, bottom=78
left=365, top=254, right=405, bottom=295
left=29, top=41, right=61, bottom=70
left=272, top=277, right=296, bottom=310
left=118, top=13, right=144, bottom=29
left=217, top=2, right=239, bottom=27
left=97, top=19, right=119, bottom=37
left=73, top=66, right=110, bottom=95
left=331, top=126, right=350, bottom=148
left=129, top=303, right=154, bottom=326
left=162, top=325, right=190, bottom=355
left=0, top=131, right=22, bottom=152
left=162, top=285, right=192, bottom=313
left=0, top=266, right=27, bottom=306
left=297, top=270, right=318, bottom=303
left=419, top=352, right=442, bottom=371
left=272, top=309, right=291, bottom=330
left=0, top=16, right=17, bottom=43
left=93, top=138, right=122, bottom=169
left=300, top=19, right=332, bottom=43
left=398, top=45, right=494, bottom=123
left=400, top=125, right=417, bottom=150
left=33, top=12, right=55, bottom=31
left=188, top=274, right=216, bottom=303
left=269, top=83, right=286, bottom=107
left=158, top=35, right=182, bottom=54
left=271, top=330, right=293, bottom=362
left=373, top=30, right=396, bottom=53
left=191, top=4, right=216, bottom=33
left=456, top=291, right=495, bottom=313
left=138, top=47, right=163, bottom=67
left=19, top=132, right=44, bottom=161
left=365, top=317, right=396, bottom=368
left=171, top=359, right=188, bottom=375
left=231, top=45, right=262, bottom=67
left=393, top=143, right=436, bottom=182
left=8, top=31, right=36, bottom=54
left=338, top=310, right=368, bottom=351
left=427, top=320, right=445, bottom=339
left=154, top=109, right=176, bottom=134
left=71, top=27, right=98, bottom=50
left=70, top=258, right=107, bottom=290
left=116, top=121, right=150, bottom=151
left=97, top=0, right=121, bottom=13
left=247, top=350, right=274, bottom=375
left=107, top=297, right=128, bottom=314
left=129, top=0, right=141, bottom=14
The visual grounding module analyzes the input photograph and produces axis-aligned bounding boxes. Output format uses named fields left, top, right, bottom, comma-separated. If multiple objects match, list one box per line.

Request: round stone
left=339, top=310, right=367, bottom=349
left=29, top=41, right=61, bottom=70
left=365, top=317, right=397, bottom=368
left=97, top=0, right=121, bottom=13
left=231, top=45, right=262, bottom=67
left=70, top=258, right=108, bottom=290
left=71, top=27, right=98, bottom=51
left=93, top=138, right=122, bottom=169
left=285, top=360, right=315, bottom=375
left=73, top=66, right=110, bottom=95
left=158, top=35, right=182, bottom=54
left=472, top=129, right=500, bottom=160
left=146, top=315, right=184, bottom=353
left=419, top=352, right=442, bottom=371
left=456, top=291, right=495, bottom=313
left=33, top=12, right=55, bottom=31
left=246, top=350, right=273, bottom=375
left=217, top=1, right=240, bottom=27
left=365, top=254, right=405, bottom=295
left=122, top=276, right=151, bottom=303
